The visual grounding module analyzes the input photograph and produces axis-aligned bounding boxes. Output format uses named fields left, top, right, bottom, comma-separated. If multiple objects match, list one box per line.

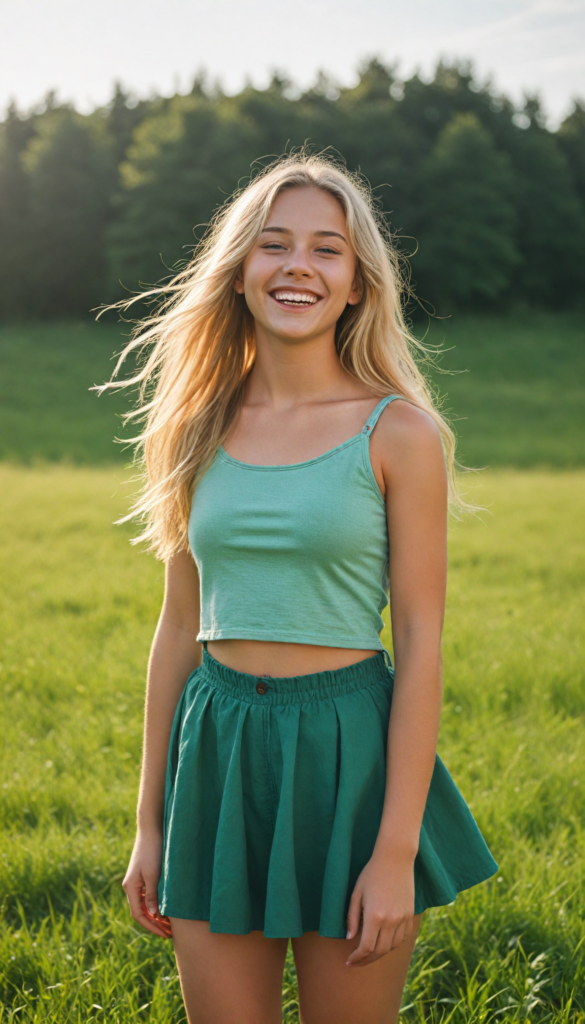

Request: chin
left=277, top=326, right=324, bottom=343
left=269, top=314, right=336, bottom=339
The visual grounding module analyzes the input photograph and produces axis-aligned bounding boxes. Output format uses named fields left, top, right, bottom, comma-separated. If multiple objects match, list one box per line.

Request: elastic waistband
left=196, top=648, right=393, bottom=705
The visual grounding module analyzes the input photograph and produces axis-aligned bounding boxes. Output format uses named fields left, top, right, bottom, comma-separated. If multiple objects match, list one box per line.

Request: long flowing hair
left=99, top=152, right=464, bottom=560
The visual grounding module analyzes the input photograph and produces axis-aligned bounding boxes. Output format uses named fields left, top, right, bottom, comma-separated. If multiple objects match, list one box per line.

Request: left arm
left=346, top=401, right=448, bottom=966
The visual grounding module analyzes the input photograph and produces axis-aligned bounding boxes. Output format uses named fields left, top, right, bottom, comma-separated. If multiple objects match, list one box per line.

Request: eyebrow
left=261, top=226, right=348, bottom=244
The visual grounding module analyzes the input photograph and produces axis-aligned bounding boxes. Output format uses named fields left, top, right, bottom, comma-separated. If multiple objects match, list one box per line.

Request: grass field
left=1, top=314, right=584, bottom=1021
left=0, top=311, right=584, bottom=468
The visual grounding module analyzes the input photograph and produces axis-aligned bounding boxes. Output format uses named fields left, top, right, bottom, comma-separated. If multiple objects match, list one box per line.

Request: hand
left=345, top=845, right=416, bottom=967
left=122, top=828, right=172, bottom=939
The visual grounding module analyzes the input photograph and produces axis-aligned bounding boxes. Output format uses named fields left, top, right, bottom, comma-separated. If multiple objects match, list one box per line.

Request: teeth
left=272, top=291, right=319, bottom=305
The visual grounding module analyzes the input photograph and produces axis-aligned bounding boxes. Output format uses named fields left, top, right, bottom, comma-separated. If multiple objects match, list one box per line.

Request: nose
left=282, top=244, right=314, bottom=279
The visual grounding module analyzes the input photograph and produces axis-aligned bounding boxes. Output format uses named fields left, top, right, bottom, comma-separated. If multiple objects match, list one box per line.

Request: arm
left=123, top=549, right=202, bottom=936
left=346, top=402, right=448, bottom=966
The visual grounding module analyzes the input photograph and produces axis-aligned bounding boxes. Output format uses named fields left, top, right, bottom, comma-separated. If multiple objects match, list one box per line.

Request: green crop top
left=189, top=395, right=402, bottom=650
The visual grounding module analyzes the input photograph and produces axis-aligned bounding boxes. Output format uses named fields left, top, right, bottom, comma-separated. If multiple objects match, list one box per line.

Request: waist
left=198, top=646, right=393, bottom=704
left=206, top=638, right=383, bottom=677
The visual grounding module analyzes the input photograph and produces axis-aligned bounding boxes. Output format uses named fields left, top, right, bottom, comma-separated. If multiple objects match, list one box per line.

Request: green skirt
left=158, top=649, right=497, bottom=938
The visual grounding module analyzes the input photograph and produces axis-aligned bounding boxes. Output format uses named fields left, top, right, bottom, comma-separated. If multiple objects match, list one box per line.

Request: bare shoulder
left=368, top=398, right=447, bottom=503
left=375, top=398, right=443, bottom=456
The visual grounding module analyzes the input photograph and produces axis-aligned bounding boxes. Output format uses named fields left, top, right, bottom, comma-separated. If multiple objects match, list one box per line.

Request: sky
left=1, top=0, right=584, bottom=126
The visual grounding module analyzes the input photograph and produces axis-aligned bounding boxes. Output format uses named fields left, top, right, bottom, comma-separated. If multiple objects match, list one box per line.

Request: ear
left=346, top=277, right=362, bottom=306
left=233, top=269, right=245, bottom=295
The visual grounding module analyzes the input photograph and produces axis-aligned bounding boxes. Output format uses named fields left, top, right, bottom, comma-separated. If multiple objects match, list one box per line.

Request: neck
left=246, top=322, right=350, bottom=409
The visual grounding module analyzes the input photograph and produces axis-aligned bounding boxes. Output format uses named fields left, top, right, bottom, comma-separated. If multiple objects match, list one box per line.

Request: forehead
left=267, top=186, right=347, bottom=231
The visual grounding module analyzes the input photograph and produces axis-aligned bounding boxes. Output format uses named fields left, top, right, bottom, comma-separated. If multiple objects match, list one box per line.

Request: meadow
left=0, top=312, right=584, bottom=468
left=0, top=315, right=584, bottom=1022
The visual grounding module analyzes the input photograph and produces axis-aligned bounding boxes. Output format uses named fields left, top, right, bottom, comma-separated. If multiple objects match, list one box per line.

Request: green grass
left=0, top=465, right=583, bottom=1022
left=0, top=321, right=132, bottom=464
left=421, top=311, right=585, bottom=469
left=0, top=310, right=584, bottom=467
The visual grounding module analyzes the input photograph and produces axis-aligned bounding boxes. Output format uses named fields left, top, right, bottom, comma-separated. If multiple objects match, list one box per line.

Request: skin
left=123, top=186, right=447, bottom=1023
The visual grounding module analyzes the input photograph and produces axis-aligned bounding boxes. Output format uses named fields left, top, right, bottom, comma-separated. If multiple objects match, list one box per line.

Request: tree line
left=1, top=59, right=584, bottom=320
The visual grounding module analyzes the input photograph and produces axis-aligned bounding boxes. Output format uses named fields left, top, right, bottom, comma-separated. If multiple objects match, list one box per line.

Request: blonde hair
left=99, top=152, right=463, bottom=560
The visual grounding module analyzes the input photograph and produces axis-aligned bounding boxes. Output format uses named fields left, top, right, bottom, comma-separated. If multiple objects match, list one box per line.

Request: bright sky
left=2, top=0, right=584, bottom=126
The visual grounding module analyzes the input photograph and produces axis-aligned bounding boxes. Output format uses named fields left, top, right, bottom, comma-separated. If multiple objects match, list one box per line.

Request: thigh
left=292, top=915, right=422, bottom=1024
left=170, top=918, right=288, bottom=1024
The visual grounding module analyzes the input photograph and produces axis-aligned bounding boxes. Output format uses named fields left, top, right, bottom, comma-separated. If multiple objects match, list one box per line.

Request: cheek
left=242, top=257, right=273, bottom=297
left=327, top=266, right=358, bottom=306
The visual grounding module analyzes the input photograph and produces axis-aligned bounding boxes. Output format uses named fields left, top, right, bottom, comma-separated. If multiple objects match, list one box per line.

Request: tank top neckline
left=218, top=395, right=400, bottom=473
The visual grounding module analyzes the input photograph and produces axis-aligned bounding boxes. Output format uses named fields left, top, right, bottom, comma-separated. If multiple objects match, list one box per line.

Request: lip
left=268, top=287, right=324, bottom=311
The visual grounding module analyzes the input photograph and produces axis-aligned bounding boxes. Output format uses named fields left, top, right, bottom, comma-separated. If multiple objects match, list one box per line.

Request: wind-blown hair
left=99, top=152, right=463, bottom=560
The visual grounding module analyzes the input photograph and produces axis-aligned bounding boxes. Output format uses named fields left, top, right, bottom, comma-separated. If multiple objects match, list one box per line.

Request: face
left=234, top=186, right=361, bottom=343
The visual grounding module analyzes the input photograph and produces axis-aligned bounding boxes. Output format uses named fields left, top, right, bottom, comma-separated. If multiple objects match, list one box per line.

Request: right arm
left=123, top=549, right=202, bottom=936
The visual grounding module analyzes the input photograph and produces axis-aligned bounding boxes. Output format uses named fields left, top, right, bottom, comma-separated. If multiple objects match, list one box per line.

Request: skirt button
left=255, top=682, right=268, bottom=695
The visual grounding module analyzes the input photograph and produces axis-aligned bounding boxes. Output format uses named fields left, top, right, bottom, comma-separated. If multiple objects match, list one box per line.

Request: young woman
left=111, top=155, right=497, bottom=1024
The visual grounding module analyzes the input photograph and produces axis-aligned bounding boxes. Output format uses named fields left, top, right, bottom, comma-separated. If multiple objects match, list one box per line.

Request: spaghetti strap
left=363, top=395, right=403, bottom=435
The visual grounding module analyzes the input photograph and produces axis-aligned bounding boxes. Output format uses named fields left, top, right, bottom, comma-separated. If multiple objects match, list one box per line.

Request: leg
left=170, top=918, right=288, bottom=1024
left=292, top=914, right=422, bottom=1024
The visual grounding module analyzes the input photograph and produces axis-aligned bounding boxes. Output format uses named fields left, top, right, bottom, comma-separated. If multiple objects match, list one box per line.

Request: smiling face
left=234, top=186, right=361, bottom=344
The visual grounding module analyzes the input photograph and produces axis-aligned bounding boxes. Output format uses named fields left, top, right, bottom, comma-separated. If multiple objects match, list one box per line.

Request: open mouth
left=269, top=289, right=322, bottom=309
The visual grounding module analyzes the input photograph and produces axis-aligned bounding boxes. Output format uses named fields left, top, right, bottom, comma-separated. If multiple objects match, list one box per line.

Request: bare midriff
left=207, top=639, right=380, bottom=678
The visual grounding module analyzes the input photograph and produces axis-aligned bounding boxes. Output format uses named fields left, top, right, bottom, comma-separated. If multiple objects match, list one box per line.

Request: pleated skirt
left=158, top=649, right=498, bottom=938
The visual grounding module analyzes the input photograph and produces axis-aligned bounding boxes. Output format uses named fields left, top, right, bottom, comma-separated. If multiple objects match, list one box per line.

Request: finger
left=139, top=886, right=173, bottom=939
left=142, top=895, right=173, bottom=939
left=158, top=917, right=174, bottom=939
left=143, top=878, right=160, bottom=919
left=123, top=879, right=170, bottom=939
left=346, top=921, right=380, bottom=966
left=131, top=898, right=171, bottom=938
left=136, top=911, right=172, bottom=938
left=122, top=875, right=144, bottom=919
left=350, top=915, right=413, bottom=967
left=390, top=919, right=408, bottom=950
left=346, top=886, right=363, bottom=940
left=351, top=925, right=395, bottom=967
left=141, top=902, right=172, bottom=938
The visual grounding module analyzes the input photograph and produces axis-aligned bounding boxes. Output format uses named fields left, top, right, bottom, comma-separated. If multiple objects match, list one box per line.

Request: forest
left=1, top=58, right=585, bottom=320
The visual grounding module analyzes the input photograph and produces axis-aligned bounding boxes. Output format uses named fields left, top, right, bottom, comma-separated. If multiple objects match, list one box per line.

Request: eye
left=261, top=242, right=286, bottom=251
left=316, top=246, right=340, bottom=255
